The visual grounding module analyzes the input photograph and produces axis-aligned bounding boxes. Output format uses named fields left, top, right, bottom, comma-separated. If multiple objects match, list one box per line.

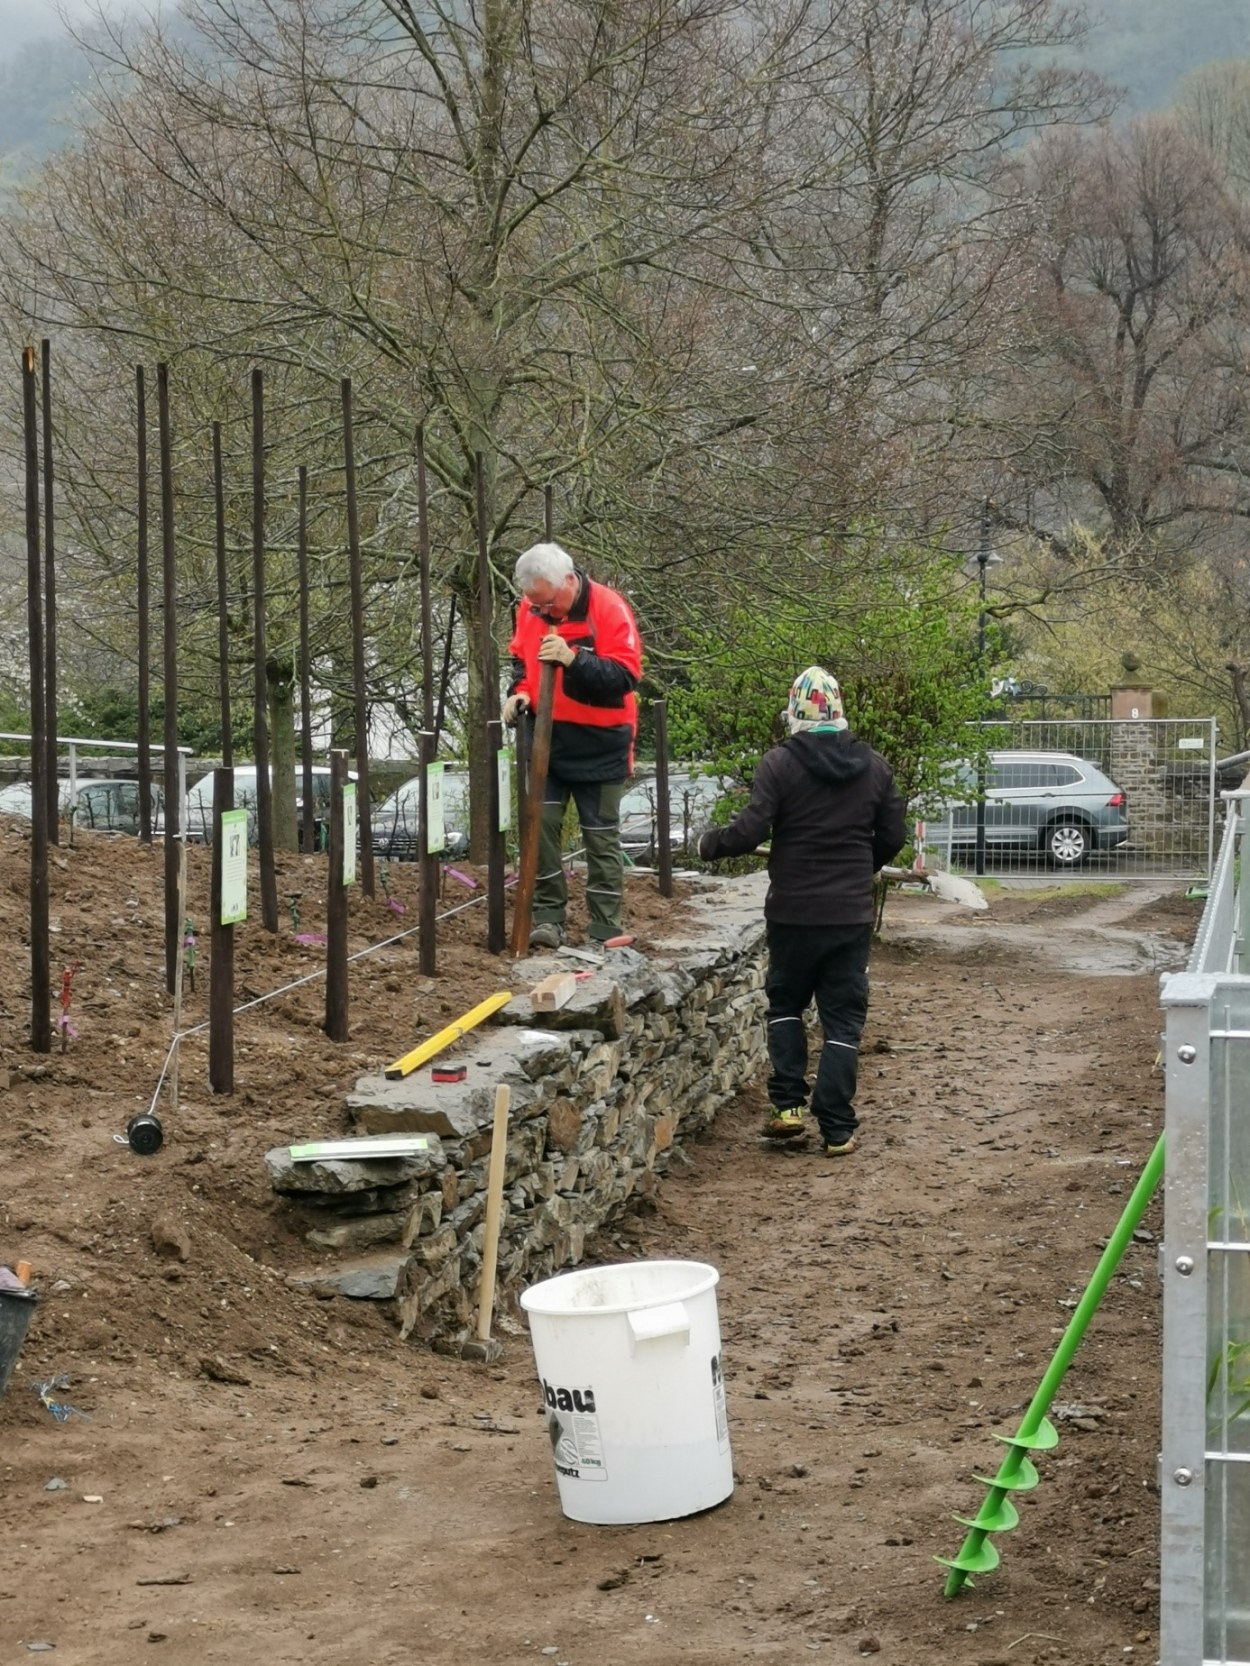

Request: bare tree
left=995, top=118, right=1250, bottom=558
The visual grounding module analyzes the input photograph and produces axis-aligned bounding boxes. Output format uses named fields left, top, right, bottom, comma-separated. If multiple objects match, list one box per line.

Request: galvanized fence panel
left=918, top=716, right=1218, bottom=882
left=1161, top=794, right=1250, bottom=1664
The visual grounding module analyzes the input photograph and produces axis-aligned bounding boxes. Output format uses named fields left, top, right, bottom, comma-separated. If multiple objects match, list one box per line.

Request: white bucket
left=520, top=1259, right=733, bottom=1525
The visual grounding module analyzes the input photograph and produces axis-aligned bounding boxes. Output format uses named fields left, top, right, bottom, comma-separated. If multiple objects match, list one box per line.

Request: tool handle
left=475, top=1084, right=512, bottom=1341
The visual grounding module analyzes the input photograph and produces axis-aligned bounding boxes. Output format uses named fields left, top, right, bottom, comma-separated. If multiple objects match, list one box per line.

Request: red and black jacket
left=507, top=570, right=642, bottom=782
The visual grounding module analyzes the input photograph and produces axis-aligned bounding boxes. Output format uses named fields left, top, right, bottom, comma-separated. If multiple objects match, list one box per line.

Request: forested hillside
left=1081, top=0, right=1245, bottom=108
left=5, top=0, right=1250, bottom=816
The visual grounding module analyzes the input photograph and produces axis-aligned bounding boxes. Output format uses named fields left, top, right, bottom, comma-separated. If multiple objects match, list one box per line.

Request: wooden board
left=530, top=972, right=577, bottom=1012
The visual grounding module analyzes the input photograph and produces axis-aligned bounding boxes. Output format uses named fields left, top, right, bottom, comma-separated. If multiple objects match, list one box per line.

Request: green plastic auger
left=939, top=1132, right=1165, bottom=1597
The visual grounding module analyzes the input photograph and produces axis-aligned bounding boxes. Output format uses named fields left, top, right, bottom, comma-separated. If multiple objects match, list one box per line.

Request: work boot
left=763, top=1107, right=806, bottom=1140
left=528, top=922, right=565, bottom=951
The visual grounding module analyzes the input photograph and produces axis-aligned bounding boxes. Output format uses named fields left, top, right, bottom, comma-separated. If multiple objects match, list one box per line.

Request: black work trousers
left=764, top=921, right=873, bottom=1146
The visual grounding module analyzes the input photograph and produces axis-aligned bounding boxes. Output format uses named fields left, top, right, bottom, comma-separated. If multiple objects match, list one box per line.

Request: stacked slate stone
left=264, top=879, right=768, bottom=1351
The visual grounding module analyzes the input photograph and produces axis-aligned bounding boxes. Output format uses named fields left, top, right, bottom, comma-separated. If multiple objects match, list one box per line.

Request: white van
left=181, top=765, right=356, bottom=844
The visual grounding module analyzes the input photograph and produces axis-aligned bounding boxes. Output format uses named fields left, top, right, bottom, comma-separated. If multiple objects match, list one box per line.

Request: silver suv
left=923, top=750, right=1130, bottom=868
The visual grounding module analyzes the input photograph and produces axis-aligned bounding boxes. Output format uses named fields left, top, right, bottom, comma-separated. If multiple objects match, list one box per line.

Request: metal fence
left=919, top=717, right=1219, bottom=881
left=1161, top=788, right=1250, bottom=1664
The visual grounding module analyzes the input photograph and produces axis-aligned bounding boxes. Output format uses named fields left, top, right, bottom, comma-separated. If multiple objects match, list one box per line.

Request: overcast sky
left=0, top=0, right=130, bottom=60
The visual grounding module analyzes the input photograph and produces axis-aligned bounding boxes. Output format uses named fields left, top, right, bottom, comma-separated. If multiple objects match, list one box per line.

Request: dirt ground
left=0, top=820, right=1196, bottom=1665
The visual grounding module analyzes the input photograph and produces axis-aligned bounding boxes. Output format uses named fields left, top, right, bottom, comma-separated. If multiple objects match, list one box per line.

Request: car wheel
left=1043, top=819, right=1090, bottom=867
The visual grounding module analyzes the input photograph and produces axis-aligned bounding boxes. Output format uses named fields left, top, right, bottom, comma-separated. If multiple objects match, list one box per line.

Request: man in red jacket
left=698, top=666, right=906, bottom=1156
left=505, top=542, right=643, bottom=949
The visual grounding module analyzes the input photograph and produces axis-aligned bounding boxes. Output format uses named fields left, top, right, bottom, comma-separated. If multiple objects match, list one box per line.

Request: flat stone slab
left=346, top=1028, right=565, bottom=1138
left=286, top=1252, right=408, bottom=1300
left=500, top=947, right=665, bottom=1037
left=265, top=1141, right=445, bottom=1195
left=648, top=871, right=769, bottom=957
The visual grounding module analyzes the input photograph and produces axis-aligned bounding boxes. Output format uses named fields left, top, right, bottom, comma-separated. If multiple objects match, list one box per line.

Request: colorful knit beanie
left=784, top=666, right=847, bottom=735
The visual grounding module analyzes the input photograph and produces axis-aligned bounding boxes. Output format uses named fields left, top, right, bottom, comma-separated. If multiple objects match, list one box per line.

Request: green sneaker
left=822, top=1135, right=857, bottom=1157
left=763, top=1108, right=806, bottom=1140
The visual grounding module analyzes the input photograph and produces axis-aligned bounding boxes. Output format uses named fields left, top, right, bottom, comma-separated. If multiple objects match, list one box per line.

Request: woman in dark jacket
left=699, top=667, right=906, bottom=1155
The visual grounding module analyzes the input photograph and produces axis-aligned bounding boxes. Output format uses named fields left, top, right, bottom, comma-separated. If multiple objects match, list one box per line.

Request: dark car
left=619, top=770, right=731, bottom=862
left=371, top=770, right=471, bottom=861
left=922, top=749, right=1130, bottom=868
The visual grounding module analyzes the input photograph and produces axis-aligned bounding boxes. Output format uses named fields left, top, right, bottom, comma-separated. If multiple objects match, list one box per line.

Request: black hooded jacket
left=698, top=730, right=907, bottom=925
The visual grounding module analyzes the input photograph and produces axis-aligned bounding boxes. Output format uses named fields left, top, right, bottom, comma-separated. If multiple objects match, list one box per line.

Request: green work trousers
left=534, top=776, right=626, bottom=943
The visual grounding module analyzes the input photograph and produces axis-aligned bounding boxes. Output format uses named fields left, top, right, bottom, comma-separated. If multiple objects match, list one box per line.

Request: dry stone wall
left=264, top=876, right=769, bottom=1352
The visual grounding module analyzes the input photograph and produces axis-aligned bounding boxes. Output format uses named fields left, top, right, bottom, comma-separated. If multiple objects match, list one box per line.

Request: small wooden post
left=209, top=767, right=235, bottom=1094
left=653, top=698, right=673, bottom=898
left=475, top=1083, right=512, bottom=1343
left=417, top=728, right=437, bottom=977
left=325, top=748, right=350, bottom=1042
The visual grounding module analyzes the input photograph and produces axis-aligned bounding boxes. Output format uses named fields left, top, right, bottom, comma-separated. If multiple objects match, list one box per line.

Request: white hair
left=515, top=541, right=575, bottom=591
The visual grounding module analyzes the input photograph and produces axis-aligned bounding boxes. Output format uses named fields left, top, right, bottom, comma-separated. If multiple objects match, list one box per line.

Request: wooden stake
left=653, top=698, right=673, bottom=898
left=476, top=1083, right=512, bottom=1342
left=41, top=340, right=58, bottom=846
left=296, top=464, right=315, bottom=855
left=251, top=366, right=278, bottom=933
left=341, top=377, right=374, bottom=896
left=212, top=420, right=233, bottom=769
left=157, top=363, right=181, bottom=992
left=136, top=366, right=152, bottom=841
left=22, top=345, right=50, bottom=1054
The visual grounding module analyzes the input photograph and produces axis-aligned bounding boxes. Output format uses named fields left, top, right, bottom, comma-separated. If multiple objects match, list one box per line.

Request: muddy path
left=0, top=878, right=1194, bottom=1666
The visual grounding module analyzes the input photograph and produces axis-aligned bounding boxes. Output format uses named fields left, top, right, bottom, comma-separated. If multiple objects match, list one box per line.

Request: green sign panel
left=427, top=762, right=446, bottom=855
left=498, top=748, right=513, bottom=833
left=220, top=808, right=249, bottom=924
left=343, top=783, right=358, bottom=886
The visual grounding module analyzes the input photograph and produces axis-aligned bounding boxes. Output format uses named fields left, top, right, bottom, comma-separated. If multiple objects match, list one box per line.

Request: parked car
left=371, top=770, right=471, bottom=860
left=0, top=777, right=162, bottom=835
left=178, top=765, right=355, bottom=844
left=922, top=750, right=1130, bottom=868
left=619, top=769, right=732, bottom=862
